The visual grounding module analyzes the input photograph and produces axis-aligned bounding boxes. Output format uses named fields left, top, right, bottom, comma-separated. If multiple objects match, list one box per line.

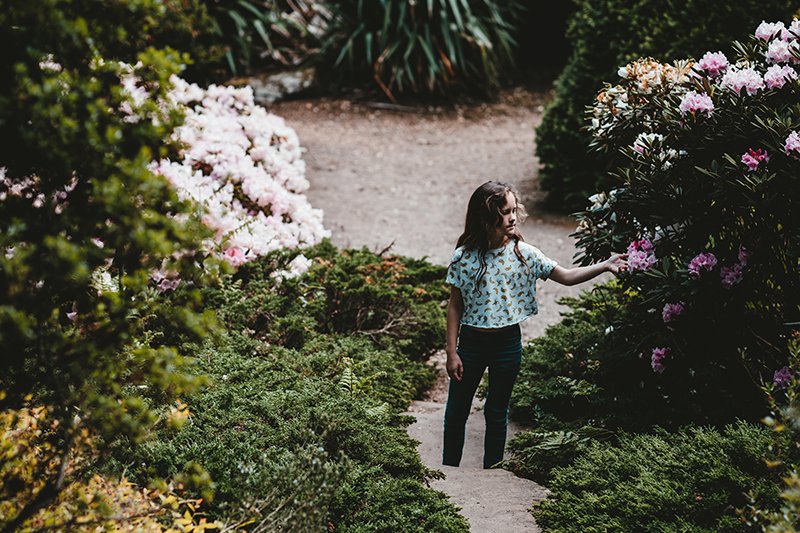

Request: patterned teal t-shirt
left=446, top=241, right=558, bottom=328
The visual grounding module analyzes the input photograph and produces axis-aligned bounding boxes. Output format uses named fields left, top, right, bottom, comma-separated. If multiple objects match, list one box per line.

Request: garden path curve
left=272, top=91, right=610, bottom=532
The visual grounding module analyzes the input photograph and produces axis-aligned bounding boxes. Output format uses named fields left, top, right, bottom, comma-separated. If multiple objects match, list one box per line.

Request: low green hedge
left=534, top=423, right=783, bottom=532
left=108, top=242, right=468, bottom=531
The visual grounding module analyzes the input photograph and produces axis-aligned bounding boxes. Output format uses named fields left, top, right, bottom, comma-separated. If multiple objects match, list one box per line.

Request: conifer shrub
left=534, top=423, right=783, bottom=532
left=109, top=244, right=467, bottom=531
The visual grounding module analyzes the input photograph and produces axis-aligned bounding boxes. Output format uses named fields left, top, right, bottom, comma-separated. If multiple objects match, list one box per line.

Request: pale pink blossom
left=679, top=91, right=714, bottom=117
left=696, top=51, right=729, bottom=77
left=784, top=131, right=800, bottom=157
left=632, top=132, right=663, bottom=154
left=764, top=64, right=798, bottom=88
left=688, top=252, right=717, bottom=278
left=755, top=21, right=786, bottom=41
left=223, top=246, right=248, bottom=267
left=766, top=39, right=799, bottom=64
left=720, top=67, right=765, bottom=96
left=741, top=148, right=770, bottom=171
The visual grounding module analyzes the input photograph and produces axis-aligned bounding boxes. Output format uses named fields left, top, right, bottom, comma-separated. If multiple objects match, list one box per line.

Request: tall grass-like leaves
left=324, top=0, right=524, bottom=99
left=206, top=0, right=332, bottom=75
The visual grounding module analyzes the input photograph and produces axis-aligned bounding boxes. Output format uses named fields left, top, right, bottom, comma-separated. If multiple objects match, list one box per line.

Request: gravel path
left=271, top=90, right=609, bottom=532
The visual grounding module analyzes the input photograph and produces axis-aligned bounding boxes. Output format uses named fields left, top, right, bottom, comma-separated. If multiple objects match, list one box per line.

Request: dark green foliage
left=204, top=0, right=331, bottom=77
left=228, top=240, right=450, bottom=360
left=321, top=0, right=525, bottom=99
left=510, top=282, right=769, bottom=437
left=536, top=0, right=798, bottom=211
left=0, top=1, right=219, bottom=527
left=110, top=244, right=468, bottom=530
left=534, top=423, right=784, bottom=532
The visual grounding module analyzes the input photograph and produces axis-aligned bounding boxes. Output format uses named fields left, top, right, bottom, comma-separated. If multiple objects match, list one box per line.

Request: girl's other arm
left=446, top=286, right=465, bottom=381
left=548, top=253, right=628, bottom=286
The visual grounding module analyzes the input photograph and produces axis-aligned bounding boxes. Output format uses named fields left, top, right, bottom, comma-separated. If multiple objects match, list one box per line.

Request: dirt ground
left=271, top=89, right=610, bottom=532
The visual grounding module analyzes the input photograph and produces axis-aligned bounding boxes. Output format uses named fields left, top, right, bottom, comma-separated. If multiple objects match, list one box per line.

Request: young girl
left=443, top=181, right=627, bottom=469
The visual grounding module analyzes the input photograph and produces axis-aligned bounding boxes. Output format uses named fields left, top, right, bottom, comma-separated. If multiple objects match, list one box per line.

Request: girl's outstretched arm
left=446, top=286, right=465, bottom=381
left=549, top=253, right=628, bottom=286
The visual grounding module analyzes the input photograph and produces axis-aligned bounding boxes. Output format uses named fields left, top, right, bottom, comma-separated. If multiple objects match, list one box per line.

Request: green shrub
left=108, top=245, right=467, bottom=530
left=536, top=0, right=797, bottom=211
left=0, top=1, right=219, bottom=527
left=321, top=0, right=524, bottom=99
left=535, top=422, right=784, bottom=532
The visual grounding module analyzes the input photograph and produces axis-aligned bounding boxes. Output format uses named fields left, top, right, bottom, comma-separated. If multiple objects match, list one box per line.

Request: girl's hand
left=605, top=253, right=628, bottom=275
left=446, top=353, right=464, bottom=382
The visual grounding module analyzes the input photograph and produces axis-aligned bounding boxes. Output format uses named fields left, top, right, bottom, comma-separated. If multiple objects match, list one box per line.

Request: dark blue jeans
left=443, top=323, right=522, bottom=469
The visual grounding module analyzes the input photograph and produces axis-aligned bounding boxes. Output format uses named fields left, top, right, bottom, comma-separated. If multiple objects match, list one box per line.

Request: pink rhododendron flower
left=764, top=64, right=798, bottom=88
left=679, top=91, right=714, bottom=117
left=720, top=67, right=765, bottom=96
left=632, top=132, right=663, bottom=154
left=224, top=246, right=248, bottom=267
left=741, top=148, right=770, bottom=171
left=688, top=252, right=718, bottom=278
left=627, top=239, right=657, bottom=271
left=66, top=311, right=77, bottom=322
left=785, top=131, right=800, bottom=156
left=774, top=366, right=793, bottom=389
left=662, top=302, right=684, bottom=323
left=784, top=19, right=800, bottom=41
left=158, top=277, right=181, bottom=292
left=696, top=51, right=729, bottom=77
left=766, top=39, right=799, bottom=64
left=755, top=21, right=786, bottom=41
left=720, top=263, right=744, bottom=289
left=651, top=347, right=670, bottom=373
left=737, top=245, right=750, bottom=266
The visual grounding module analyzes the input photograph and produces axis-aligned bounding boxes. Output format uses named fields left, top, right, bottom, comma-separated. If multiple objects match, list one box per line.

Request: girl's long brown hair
left=452, top=181, right=529, bottom=286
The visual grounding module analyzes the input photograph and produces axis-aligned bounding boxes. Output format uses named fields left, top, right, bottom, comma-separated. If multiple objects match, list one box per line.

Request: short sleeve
left=527, top=245, right=558, bottom=280
left=445, top=248, right=464, bottom=288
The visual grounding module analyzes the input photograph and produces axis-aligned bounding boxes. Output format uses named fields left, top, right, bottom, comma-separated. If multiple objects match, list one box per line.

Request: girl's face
left=490, top=191, right=517, bottom=244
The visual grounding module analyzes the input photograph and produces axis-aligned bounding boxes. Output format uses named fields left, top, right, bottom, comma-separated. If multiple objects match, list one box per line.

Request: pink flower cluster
left=687, top=252, right=717, bottom=278
left=662, top=302, right=684, bottom=324
left=651, top=347, right=669, bottom=373
left=720, top=245, right=750, bottom=289
left=764, top=64, right=798, bottom=88
left=766, top=39, right=799, bottom=64
left=785, top=131, right=800, bottom=157
left=741, top=148, right=769, bottom=171
left=720, top=67, right=765, bottom=96
left=774, top=366, right=793, bottom=389
left=153, top=77, right=330, bottom=268
left=755, top=21, right=787, bottom=41
left=678, top=91, right=714, bottom=117
left=627, top=239, right=657, bottom=271
left=696, top=51, right=729, bottom=77
left=151, top=269, right=181, bottom=292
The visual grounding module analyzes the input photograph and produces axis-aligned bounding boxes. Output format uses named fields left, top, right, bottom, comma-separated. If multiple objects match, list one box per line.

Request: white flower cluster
left=270, top=253, right=313, bottom=284
left=153, top=77, right=330, bottom=266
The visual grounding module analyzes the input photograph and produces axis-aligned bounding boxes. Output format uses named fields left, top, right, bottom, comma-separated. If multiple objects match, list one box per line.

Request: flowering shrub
left=535, top=0, right=798, bottom=211
left=572, top=18, right=800, bottom=421
left=153, top=78, right=330, bottom=267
